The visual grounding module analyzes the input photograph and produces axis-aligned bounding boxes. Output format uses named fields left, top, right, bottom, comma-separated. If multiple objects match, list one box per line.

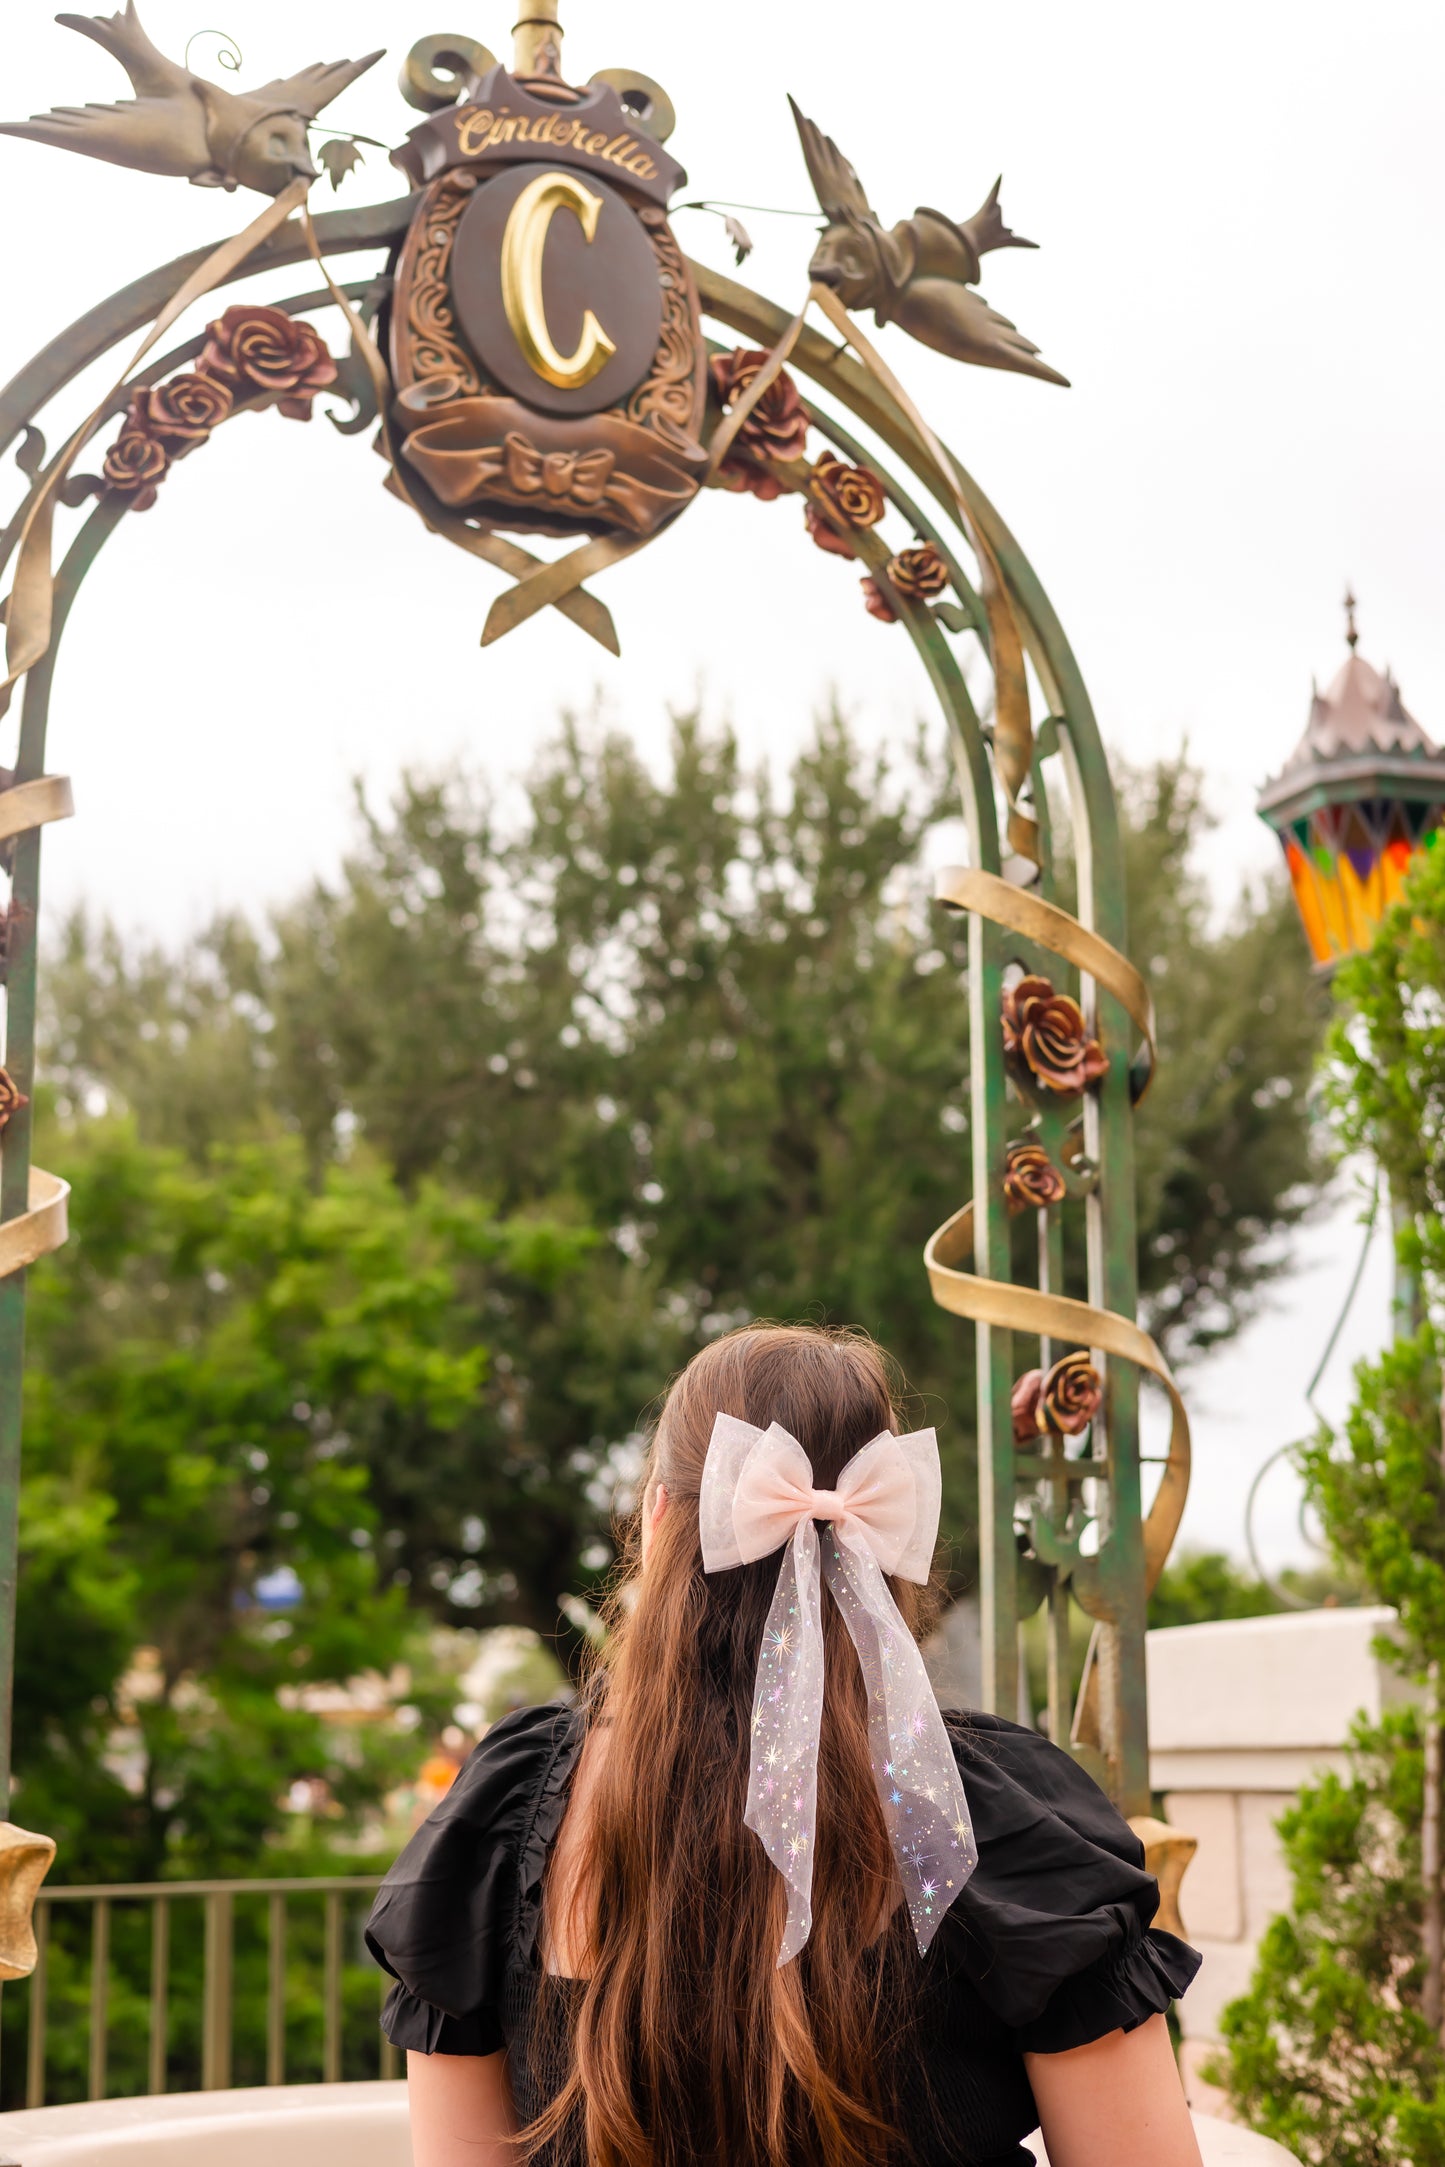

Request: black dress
left=365, top=1703, right=1200, bottom=2167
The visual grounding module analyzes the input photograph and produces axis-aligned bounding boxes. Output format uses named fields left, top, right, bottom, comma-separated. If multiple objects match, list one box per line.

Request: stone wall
left=1147, top=1604, right=1414, bottom=2109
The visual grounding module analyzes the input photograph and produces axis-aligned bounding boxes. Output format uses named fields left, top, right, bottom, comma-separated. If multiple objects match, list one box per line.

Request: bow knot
left=699, top=1413, right=977, bottom=1965
left=802, top=1486, right=846, bottom=1521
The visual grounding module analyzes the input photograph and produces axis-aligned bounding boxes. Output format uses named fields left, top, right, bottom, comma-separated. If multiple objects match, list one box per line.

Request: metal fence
left=10, top=1876, right=399, bottom=2109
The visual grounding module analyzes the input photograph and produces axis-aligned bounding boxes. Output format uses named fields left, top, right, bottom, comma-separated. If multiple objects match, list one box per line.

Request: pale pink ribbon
left=700, top=1414, right=978, bottom=1965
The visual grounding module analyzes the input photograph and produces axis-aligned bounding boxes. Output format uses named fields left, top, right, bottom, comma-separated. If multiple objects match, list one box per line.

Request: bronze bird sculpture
left=789, top=97, right=1068, bottom=387
left=0, top=3, right=383, bottom=196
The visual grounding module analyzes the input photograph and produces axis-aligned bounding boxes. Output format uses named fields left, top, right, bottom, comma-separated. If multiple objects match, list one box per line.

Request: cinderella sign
left=0, top=0, right=1195, bottom=1960
left=389, top=54, right=706, bottom=540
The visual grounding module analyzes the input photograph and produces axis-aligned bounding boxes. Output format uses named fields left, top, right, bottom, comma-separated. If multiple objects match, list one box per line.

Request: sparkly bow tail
left=748, top=1514, right=978, bottom=1964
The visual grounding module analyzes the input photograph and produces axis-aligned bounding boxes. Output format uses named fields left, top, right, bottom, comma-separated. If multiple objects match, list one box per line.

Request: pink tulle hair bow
left=699, top=1413, right=978, bottom=1965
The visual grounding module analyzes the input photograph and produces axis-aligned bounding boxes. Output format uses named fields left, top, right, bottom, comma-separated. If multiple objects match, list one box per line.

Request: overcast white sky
left=2, top=0, right=1438, bottom=1567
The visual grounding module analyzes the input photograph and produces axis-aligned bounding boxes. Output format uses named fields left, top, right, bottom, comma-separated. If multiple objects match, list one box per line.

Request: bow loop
left=699, top=1412, right=977, bottom=1964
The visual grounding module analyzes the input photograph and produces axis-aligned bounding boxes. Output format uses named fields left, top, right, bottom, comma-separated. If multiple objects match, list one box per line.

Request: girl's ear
left=641, top=1481, right=669, bottom=1566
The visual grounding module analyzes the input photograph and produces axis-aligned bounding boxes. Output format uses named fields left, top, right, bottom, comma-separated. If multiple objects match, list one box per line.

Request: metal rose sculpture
left=804, top=450, right=886, bottom=556
left=1042, top=1350, right=1105, bottom=1433
left=101, top=424, right=170, bottom=510
left=710, top=349, right=809, bottom=500
left=862, top=541, right=953, bottom=624
left=132, top=373, right=235, bottom=442
left=1002, top=1137, right=1066, bottom=1211
left=103, top=305, right=337, bottom=513
left=199, top=306, right=337, bottom=417
left=887, top=542, right=950, bottom=600
left=1011, top=1350, right=1103, bottom=1443
left=1000, top=973, right=1106, bottom=1096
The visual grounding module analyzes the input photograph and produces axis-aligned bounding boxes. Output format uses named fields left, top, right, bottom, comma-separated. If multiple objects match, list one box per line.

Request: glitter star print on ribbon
left=699, top=1413, right=978, bottom=1966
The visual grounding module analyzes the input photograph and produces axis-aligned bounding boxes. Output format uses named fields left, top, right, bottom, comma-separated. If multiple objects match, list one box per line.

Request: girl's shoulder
left=364, top=1701, right=583, bottom=2051
left=937, top=1709, right=1200, bottom=2050
left=944, top=1707, right=1142, bottom=1848
left=438, top=1700, right=583, bottom=1823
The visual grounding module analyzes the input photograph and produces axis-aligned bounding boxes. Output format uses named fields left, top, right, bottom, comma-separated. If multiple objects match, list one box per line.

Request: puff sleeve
left=941, top=1712, right=1201, bottom=2054
left=365, top=1702, right=576, bottom=2056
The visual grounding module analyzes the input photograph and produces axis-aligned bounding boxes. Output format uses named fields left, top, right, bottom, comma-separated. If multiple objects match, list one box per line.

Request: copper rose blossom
left=805, top=451, right=886, bottom=556
left=1001, top=973, right=1107, bottom=1095
left=1010, top=1368, right=1045, bottom=1444
left=711, top=349, right=809, bottom=499
left=860, top=575, right=897, bottom=623
left=103, top=426, right=169, bottom=510
left=1042, top=1351, right=1103, bottom=1435
left=0, top=1064, right=30, bottom=1136
left=886, top=542, right=950, bottom=600
left=804, top=498, right=857, bottom=557
left=1010, top=1351, right=1103, bottom=1442
left=811, top=451, right=886, bottom=527
left=199, top=305, right=337, bottom=420
left=132, top=371, right=234, bottom=448
left=719, top=460, right=785, bottom=503
left=1002, top=1138, right=1066, bottom=1211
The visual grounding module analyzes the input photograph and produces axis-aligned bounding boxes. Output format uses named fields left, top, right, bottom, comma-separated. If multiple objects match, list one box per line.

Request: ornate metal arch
left=0, top=21, right=1189, bottom=1903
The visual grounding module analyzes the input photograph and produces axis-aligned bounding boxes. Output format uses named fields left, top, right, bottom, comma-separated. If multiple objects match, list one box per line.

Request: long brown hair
left=526, top=1324, right=938, bottom=2167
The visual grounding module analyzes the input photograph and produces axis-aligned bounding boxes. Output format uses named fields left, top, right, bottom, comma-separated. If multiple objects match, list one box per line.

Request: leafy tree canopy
left=17, top=1117, right=596, bottom=1880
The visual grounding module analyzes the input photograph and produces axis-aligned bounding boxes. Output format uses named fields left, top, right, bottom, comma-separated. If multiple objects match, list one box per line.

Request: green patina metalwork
left=0, top=186, right=1154, bottom=1825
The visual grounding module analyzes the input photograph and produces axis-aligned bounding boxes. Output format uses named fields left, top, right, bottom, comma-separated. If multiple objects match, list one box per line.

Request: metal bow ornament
left=699, top=1414, right=977, bottom=1965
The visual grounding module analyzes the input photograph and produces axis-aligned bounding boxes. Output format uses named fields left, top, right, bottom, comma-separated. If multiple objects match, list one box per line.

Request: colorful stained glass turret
left=1258, top=593, right=1445, bottom=968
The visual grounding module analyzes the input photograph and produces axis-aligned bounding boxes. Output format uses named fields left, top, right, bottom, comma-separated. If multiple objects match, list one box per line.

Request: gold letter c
left=499, top=170, right=619, bottom=392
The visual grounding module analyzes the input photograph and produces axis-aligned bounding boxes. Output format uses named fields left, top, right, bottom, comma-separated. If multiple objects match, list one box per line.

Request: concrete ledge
left=1152, top=1748, right=1351, bottom=1792
left=1147, top=1606, right=1410, bottom=1767
left=0, top=2081, right=409, bottom=2164
left=0, top=2084, right=1295, bottom=2164
left=1029, top=2115, right=1298, bottom=2163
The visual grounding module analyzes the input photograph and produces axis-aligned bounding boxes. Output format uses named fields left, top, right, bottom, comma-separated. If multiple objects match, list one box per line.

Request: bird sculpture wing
left=245, top=51, right=384, bottom=122
left=930, top=282, right=1069, bottom=387
left=0, top=95, right=207, bottom=178
left=2, top=5, right=202, bottom=176
left=787, top=95, right=876, bottom=224
left=53, top=4, right=192, bottom=99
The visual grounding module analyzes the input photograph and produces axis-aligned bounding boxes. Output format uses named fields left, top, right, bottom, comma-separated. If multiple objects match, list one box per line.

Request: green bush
left=1208, top=1709, right=1445, bottom=2167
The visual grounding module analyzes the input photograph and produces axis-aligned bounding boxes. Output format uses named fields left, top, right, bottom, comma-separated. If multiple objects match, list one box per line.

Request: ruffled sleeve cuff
left=381, top=1979, right=506, bottom=2058
left=1012, top=1924, right=1201, bottom=2054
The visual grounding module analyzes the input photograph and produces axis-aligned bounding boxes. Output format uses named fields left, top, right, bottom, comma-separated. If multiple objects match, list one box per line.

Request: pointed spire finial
left=1344, top=586, right=1359, bottom=651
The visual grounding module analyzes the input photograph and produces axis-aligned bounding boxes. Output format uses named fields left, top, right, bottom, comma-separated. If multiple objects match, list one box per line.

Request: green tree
left=1211, top=838, right=1445, bottom=2160
left=38, top=712, right=1326, bottom=1605
left=17, top=1115, right=597, bottom=1882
